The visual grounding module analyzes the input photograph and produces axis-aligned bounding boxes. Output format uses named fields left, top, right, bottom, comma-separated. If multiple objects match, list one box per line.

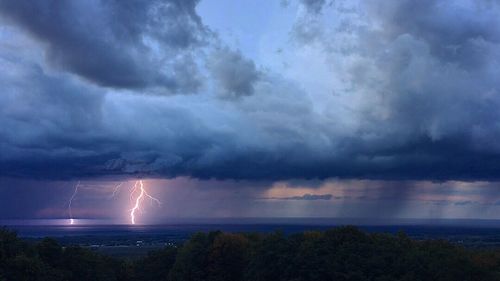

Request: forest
left=2, top=226, right=500, bottom=281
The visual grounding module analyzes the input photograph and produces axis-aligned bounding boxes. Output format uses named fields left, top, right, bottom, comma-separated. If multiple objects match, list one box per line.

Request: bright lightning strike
left=129, top=180, right=161, bottom=224
left=68, top=181, right=81, bottom=225
left=130, top=181, right=139, bottom=204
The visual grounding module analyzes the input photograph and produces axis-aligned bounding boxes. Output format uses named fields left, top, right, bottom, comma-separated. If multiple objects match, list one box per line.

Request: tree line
left=2, top=226, right=500, bottom=280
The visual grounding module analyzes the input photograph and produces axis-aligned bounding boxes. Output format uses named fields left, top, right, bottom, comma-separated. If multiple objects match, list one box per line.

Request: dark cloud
left=300, top=0, right=328, bottom=14
left=368, top=0, right=500, bottom=69
left=454, top=200, right=474, bottom=206
left=1, top=0, right=500, bottom=182
left=0, top=0, right=208, bottom=92
left=263, top=193, right=333, bottom=201
left=207, top=48, right=260, bottom=98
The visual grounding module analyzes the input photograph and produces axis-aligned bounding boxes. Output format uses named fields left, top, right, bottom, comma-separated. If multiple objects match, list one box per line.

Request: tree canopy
left=1, top=226, right=500, bottom=280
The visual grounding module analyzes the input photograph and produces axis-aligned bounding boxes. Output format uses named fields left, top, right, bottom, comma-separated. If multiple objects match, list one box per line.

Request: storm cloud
left=264, top=193, right=333, bottom=201
left=208, top=48, right=260, bottom=98
left=300, top=0, right=328, bottom=14
left=0, top=0, right=208, bottom=92
left=1, top=0, right=500, bottom=181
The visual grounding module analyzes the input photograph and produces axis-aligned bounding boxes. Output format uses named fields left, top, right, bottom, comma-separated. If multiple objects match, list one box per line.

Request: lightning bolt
left=129, top=180, right=161, bottom=224
left=110, top=182, right=124, bottom=198
left=130, top=181, right=139, bottom=204
left=68, top=181, right=81, bottom=225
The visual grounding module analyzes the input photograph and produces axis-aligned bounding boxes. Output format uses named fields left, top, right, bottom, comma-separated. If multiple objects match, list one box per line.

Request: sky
left=1, top=0, right=500, bottom=224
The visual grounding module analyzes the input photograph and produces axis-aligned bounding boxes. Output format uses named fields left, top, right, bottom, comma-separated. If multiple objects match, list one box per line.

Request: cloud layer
left=1, top=0, right=500, bottom=181
left=0, top=0, right=207, bottom=92
left=263, top=193, right=333, bottom=201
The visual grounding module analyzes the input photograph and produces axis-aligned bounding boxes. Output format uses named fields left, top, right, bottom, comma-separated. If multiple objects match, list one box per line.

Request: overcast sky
left=1, top=0, right=500, bottom=223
